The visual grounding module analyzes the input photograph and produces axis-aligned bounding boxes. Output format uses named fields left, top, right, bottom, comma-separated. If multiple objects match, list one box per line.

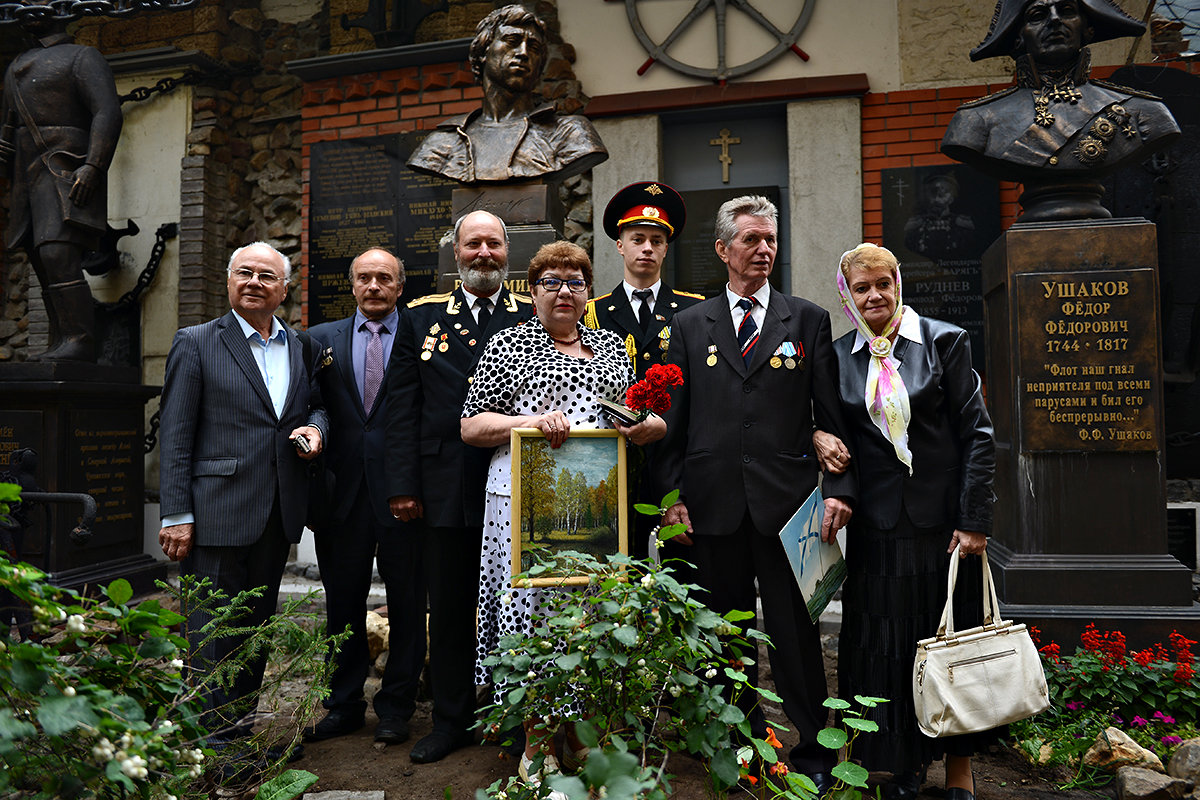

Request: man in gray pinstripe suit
left=158, top=242, right=327, bottom=772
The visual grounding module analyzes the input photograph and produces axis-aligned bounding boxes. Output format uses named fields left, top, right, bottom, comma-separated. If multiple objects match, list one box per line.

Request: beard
left=459, top=257, right=507, bottom=294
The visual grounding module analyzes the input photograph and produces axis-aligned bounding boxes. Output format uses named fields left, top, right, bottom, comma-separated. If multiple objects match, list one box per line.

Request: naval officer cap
left=970, top=0, right=1145, bottom=62
left=603, top=181, right=687, bottom=242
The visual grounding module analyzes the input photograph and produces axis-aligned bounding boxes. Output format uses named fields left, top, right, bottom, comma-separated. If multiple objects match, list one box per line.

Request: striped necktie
left=736, top=297, right=758, bottom=366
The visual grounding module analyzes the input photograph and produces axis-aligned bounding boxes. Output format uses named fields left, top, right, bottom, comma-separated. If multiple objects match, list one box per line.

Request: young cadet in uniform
left=585, top=181, right=703, bottom=381
left=585, top=181, right=702, bottom=559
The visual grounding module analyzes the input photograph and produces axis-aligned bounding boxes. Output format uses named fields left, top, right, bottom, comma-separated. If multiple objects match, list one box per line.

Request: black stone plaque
left=308, top=133, right=455, bottom=325
left=1016, top=269, right=1159, bottom=451
left=881, top=165, right=1001, bottom=371
left=665, top=186, right=782, bottom=297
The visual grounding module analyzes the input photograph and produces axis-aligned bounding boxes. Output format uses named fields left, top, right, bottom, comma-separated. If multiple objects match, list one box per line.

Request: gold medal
left=438, top=342, right=449, bottom=352
left=770, top=356, right=782, bottom=369
left=784, top=357, right=796, bottom=370
left=706, top=354, right=718, bottom=367
left=420, top=350, right=432, bottom=361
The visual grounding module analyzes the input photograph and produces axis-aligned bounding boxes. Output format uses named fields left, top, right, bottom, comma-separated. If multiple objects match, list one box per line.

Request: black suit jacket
left=308, top=315, right=398, bottom=528
left=383, top=287, right=533, bottom=528
left=833, top=314, right=993, bottom=533
left=658, top=289, right=856, bottom=538
left=159, top=311, right=328, bottom=546
left=584, top=284, right=704, bottom=379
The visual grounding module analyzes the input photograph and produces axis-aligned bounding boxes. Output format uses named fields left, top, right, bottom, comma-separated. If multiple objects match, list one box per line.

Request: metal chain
left=98, top=221, right=178, bottom=311
left=0, top=0, right=200, bottom=25
left=144, top=407, right=159, bottom=453
left=120, top=72, right=197, bottom=104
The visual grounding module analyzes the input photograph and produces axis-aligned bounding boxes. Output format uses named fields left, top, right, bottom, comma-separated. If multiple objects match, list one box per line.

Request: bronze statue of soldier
left=0, top=10, right=123, bottom=362
left=407, top=4, right=607, bottom=185
left=941, top=0, right=1180, bottom=221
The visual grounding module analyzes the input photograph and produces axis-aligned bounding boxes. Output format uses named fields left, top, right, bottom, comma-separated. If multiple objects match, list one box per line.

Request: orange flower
left=747, top=775, right=758, bottom=786
left=764, top=727, right=783, bottom=749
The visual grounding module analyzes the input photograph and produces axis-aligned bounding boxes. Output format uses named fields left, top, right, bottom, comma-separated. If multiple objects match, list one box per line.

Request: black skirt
left=836, top=510, right=1003, bottom=774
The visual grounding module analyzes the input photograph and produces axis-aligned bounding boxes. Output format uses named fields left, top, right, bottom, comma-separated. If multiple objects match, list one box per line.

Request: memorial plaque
left=881, top=165, right=1001, bottom=371
left=666, top=186, right=782, bottom=297
left=0, top=411, right=41, bottom=471
left=1017, top=269, right=1159, bottom=451
left=309, top=133, right=455, bottom=324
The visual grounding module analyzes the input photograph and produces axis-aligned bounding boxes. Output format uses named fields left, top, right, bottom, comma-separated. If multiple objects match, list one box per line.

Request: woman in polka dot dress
left=461, top=240, right=666, bottom=791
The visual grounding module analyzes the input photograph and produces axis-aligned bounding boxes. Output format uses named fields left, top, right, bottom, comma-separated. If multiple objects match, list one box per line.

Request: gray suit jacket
left=159, top=311, right=329, bottom=546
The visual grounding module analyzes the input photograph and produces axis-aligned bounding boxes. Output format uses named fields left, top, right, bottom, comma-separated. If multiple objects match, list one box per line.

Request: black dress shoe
left=374, top=717, right=411, bottom=745
left=884, top=769, right=924, bottom=800
left=410, top=731, right=474, bottom=764
left=809, top=771, right=835, bottom=797
left=303, top=709, right=365, bottom=742
left=946, top=788, right=975, bottom=800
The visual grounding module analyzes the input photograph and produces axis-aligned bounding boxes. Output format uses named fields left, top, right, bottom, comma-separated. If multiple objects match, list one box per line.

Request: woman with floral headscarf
left=814, top=243, right=997, bottom=800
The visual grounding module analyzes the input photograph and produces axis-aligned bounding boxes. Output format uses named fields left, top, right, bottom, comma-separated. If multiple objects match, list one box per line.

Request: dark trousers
left=664, top=514, right=832, bottom=773
left=314, top=483, right=425, bottom=721
left=183, top=502, right=291, bottom=740
left=422, top=523, right=483, bottom=736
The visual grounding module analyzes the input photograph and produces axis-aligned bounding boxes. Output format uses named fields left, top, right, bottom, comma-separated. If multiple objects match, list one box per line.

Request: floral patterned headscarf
left=836, top=243, right=912, bottom=475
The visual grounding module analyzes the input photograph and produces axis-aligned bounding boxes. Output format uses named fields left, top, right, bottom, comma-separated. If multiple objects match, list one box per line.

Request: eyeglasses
left=231, top=267, right=283, bottom=285
left=535, top=277, right=588, bottom=293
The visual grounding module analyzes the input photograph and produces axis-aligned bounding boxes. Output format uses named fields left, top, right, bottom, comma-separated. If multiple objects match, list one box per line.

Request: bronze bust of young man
left=406, top=4, right=607, bottom=185
left=941, top=0, right=1179, bottom=220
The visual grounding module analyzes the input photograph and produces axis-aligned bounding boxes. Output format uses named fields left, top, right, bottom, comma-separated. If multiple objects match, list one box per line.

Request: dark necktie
left=736, top=297, right=758, bottom=366
left=363, top=320, right=384, bottom=414
left=476, top=297, right=492, bottom=331
left=632, top=288, right=653, bottom=331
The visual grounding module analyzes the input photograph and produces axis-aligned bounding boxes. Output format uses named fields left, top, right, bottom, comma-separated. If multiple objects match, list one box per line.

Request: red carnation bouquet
left=599, top=364, right=685, bottom=425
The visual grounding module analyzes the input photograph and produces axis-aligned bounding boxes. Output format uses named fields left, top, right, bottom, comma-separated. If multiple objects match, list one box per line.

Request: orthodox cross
left=709, top=128, right=741, bottom=183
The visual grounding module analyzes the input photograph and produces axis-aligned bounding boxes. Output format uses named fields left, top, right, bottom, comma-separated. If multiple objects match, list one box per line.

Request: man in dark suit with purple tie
left=305, top=248, right=426, bottom=747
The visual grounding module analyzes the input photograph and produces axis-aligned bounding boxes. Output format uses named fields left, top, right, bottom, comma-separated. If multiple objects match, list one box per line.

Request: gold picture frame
left=509, top=428, right=628, bottom=587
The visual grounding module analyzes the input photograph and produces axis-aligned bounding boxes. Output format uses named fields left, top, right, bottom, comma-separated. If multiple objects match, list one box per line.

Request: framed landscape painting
left=509, top=428, right=628, bottom=587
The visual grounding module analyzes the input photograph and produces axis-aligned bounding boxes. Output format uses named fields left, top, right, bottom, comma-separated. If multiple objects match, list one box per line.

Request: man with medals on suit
left=304, top=248, right=426, bottom=747
left=384, top=209, right=533, bottom=763
left=584, top=180, right=702, bottom=558
left=158, top=242, right=327, bottom=781
left=656, top=196, right=856, bottom=791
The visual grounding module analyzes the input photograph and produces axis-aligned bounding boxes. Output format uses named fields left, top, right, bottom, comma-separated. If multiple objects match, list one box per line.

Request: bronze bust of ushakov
left=406, top=4, right=607, bottom=185
left=941, top=0, right=1180, bottom=220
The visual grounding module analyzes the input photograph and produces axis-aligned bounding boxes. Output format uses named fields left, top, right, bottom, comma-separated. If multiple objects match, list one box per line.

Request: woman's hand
left=813, top=429, right=850, bottom=474
left=615, top=413, right=666, bottom=446
left=948, top=529, right=987, bottom=557
left=538, top=410, right=570, bottom=449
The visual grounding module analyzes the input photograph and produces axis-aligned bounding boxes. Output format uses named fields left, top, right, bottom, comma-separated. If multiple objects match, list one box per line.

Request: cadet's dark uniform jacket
left=584, top=284, right=704, bottom=379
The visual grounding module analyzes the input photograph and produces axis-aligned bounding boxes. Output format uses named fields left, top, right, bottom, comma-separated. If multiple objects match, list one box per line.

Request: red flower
left=1039, top=642, right=1061, bottom=664
left=624, top=364, right=685, bottom=415
left=1029, top=625, right=1042, bottom=646
left=770, top=762, right=790, bottom=776
left=1133, top=649, right=1155, bottom=667
left=1081, top=623, right=1102, bottom=652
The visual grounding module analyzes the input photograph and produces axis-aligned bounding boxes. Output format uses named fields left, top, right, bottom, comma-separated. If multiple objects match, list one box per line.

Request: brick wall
left=861, top=83, right=1022, bottom=243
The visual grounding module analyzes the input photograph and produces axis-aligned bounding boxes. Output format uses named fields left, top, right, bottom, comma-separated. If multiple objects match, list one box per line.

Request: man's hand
left=948, top=529, right=987, bottom=557
left=290, top=425, right=323, bottom=459
left=662, top=501, right=694, bottom=546
left=614, top=414, right=666, bottom=446
left=69, top=163, right=100, bottom=206
left=389, top=495, right=423, bottom=522
left=813, top=430, right=850, bottom=474
left=159, top=523, right=194, bottom=562
left=820, top=497, right=852, bottom=543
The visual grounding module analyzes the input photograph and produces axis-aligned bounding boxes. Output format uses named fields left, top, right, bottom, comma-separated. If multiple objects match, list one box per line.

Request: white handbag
left=912, top=546, right=1050, bottom=738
